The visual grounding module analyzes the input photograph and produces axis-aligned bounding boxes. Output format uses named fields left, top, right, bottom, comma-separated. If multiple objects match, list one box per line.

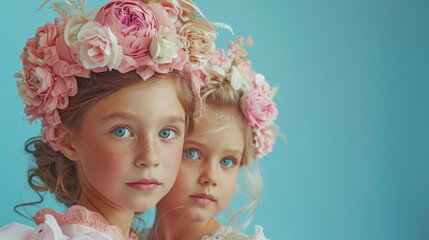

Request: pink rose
left=95, top=0, right=174, bottom=73
left=28, top=23, right=60, bottom=67
left=17, top=31, right=79, bottom=144
left=77, top=21, right=123, bottom=70
left=179, top=19, right=216, bottom=68
left=18, top=62, right=77, bottom=115
left=35, top=22, right=58, bottom=48
left=96, top=0, right=157, bottom=37
left=253, top=125, right=277, bottom=159
left=26, top=19, right=88, bottom=79
left=244, top=89, right=278, bottom=127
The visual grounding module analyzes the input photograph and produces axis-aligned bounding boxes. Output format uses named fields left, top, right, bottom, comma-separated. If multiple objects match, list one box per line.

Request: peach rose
left=179, top=19, right=216, bottom=68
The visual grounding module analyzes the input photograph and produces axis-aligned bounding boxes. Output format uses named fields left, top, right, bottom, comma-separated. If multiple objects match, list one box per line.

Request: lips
left=126, top=179, right=161, bottom=191
left=190, top=193, right=215, bottom=205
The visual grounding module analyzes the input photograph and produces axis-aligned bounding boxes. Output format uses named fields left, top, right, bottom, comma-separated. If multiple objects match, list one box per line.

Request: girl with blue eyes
left=143, top=38, right=279, bottom=240
left=4, top=69, right=196, bottom=240
left=0, top=0, right=223, bottom=237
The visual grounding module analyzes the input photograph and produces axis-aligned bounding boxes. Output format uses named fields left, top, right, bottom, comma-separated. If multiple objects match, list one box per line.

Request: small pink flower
left=253, top=125, right=277, bottom=159
left=227, top=36, right=251, bottom=65
left=252, top=73, right=270, bottom=96
left=209, top=48, right=232, bottom=68
left=77, top=21, right=123, bottom=70
left=244, top=89, right=278, bottom=127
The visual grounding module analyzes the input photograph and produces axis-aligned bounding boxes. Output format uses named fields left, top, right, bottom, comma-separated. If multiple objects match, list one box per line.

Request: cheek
left=165, top=179, right=191, bottom=207
left=164, top=165, right=194, bottom=201
left=164, top=143, right=184, bottom=172
left=78, top=139, right=124, bottom=178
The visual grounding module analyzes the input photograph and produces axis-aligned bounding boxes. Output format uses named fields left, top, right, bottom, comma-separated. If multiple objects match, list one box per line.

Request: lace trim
left=33, top=206, right=138, bottom=240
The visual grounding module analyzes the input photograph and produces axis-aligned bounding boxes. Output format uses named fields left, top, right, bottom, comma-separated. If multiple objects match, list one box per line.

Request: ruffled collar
left=33, top=205, right=138, bottom=240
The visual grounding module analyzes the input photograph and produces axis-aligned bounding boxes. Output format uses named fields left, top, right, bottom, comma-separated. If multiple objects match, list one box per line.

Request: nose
left=135, top=136, right=160, bottom=168
left=198, top=160, right=218, bottom=187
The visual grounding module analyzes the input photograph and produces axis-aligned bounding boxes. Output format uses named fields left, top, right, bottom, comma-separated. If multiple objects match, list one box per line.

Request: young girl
left=0, top=0, right=217, bottom=239
left=143, top=37, right=278, bottom=239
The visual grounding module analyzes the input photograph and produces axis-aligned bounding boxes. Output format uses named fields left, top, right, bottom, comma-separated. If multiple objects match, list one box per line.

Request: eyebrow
left=101, top=112, right=185, bottom=124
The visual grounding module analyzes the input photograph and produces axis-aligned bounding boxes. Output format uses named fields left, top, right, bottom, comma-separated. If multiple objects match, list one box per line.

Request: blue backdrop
left=1, top=0, right=428, bottom=239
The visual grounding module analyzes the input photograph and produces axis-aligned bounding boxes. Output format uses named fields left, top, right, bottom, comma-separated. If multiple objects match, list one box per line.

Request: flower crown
left=196, top=36, right=278, bottom=160
left=16, top=0, right=217, bottom=146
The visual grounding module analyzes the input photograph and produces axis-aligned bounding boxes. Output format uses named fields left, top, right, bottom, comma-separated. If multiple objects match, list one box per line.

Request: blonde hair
left=23, top=70, right=195, bottom=208
left=200, top=77, right=262, bottom=230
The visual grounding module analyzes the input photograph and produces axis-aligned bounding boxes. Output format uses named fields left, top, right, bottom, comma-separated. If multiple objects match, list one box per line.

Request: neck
left=148, top=208, right=220, bottom=240
left=77, top=192, right=135, bottom=238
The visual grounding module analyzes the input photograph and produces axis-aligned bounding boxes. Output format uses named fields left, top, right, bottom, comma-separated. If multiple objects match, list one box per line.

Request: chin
left=130, top=200, right=159, bottom=212
left=184, top=209, right=212, bottom=222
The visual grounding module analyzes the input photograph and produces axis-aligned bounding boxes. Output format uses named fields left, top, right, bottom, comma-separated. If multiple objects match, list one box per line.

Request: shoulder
left=0, top=213, right=113, bottom=240
left=34, top=206, right=137, bottom=240
left=203, top=225, right=269, bottom=240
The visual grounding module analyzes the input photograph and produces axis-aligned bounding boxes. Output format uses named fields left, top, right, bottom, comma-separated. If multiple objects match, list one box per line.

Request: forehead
left=189, top=105, right=244, bottom=143
left=83, top=77, right=185, bottom=122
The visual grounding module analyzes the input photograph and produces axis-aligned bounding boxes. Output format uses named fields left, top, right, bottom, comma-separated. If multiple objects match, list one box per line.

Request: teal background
left=1, top=0, right=428, bottom=239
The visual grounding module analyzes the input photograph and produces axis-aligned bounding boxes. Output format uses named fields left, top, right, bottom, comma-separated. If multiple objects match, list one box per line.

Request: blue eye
left=159, top=129, right=176, bottom=139
left=220, top=158, right=235, bottom=168
left=183, top=148, right=201, bottom=160
left=113, top=127, right=132, bottom=137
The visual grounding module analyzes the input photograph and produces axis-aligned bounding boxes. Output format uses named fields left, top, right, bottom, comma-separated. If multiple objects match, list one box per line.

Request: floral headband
left=16, top=0, right=217, bottom=146
left=195, top=36, right=278, bottom=160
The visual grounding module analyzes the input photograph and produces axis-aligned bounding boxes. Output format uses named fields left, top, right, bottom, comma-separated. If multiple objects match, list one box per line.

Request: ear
left=55, top=124, right=79, bottom=161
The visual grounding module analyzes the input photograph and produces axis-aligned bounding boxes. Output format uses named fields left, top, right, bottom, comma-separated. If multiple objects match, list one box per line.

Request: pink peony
left=17, top=23, right=79, bottom=144
left=95, top=0, right=172, bottom=72
left=77, top=21, right=123, bottom=70
left=244, top=89, right=278, bottom=127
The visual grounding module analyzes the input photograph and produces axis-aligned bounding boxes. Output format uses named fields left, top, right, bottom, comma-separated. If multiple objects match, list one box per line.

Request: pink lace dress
left=0, top=205, right=138, bottom=240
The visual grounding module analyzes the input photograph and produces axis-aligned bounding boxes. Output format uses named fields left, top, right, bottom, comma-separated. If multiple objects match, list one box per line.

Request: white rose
left=150, top=37, right=179, bottom=64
